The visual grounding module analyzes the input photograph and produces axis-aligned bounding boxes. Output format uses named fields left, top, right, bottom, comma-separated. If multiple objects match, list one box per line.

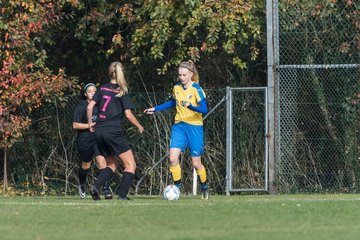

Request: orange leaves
left=345, top=0, right=353, bottom=6
left=0, top=5, right=77, bottom=175
left=118, top=4, right=135, bottom=22
left=27, top=21, right=43, bottom=33
left=0, top=114, right=32, bottom=148
left=0, top=60, right=71, bottom=148
left=69, top=0, right=80, bottom=7
left=112, top=33, right=124, bottom=47
left=0, top=1, right=74, bottom=148
left=200, top=42, right=207, bottom=52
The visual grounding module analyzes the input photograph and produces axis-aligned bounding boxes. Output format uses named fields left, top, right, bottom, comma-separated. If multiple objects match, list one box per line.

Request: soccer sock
left=103, top=170, right=114, bottom=190
left=118, top=172, right=134, bottom=198
left=196, top=165, right=207, bottom=184
left=170, top=163, right=182, bottom=183
left=78, top=167, right=89, bottom=185
left=94, top=167, right=113, bottom=190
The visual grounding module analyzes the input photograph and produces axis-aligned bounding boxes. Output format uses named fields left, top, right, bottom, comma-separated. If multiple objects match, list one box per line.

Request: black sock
left=103, top=170, right=114, bottom=190
left=78, top=167, right=89, bottom=185
left=95, top=167, right=113, bottom=190
left=118, top=172, right=134, bottom=198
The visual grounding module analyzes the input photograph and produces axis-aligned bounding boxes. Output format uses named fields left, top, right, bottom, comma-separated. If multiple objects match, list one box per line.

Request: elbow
left=124, top=109, right=133, bottom=119
left=202, top=103, right=208, bottom=114
left=202, top=106, right=208, bottom=114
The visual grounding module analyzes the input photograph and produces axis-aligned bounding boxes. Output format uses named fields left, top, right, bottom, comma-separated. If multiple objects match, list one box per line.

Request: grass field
left=1, top=194, right=360, bottom=240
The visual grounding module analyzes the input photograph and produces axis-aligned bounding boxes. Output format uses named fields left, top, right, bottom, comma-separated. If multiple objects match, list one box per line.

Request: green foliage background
left=0, top=0, right=359, bottom=195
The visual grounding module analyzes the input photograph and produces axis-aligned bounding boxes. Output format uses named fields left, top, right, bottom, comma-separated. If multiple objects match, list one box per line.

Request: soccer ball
left=163, top=185, right=180, bottom=200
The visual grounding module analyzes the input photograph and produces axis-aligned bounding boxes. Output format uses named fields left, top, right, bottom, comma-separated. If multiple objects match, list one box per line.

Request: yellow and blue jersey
left=153, top=82, right=208, bottom=156
left=172, top=82, right=206, bottom=126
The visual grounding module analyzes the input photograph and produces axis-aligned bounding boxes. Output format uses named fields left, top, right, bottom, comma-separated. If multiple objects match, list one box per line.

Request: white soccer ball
left=163, top=185, right=180, bottom=200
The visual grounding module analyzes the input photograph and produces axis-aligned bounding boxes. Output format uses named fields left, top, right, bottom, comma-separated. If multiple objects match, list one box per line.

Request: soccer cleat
left=90, top=185, right=101, bottom=201
left=117, top=196, right=130, bottom=201
left=200, top=183, right=209, bottom=200
left=174, top=183, right=182, bottom=191
left=78, top=184, right=86, bottom=199
left=103, top=186, right=113, bottom=200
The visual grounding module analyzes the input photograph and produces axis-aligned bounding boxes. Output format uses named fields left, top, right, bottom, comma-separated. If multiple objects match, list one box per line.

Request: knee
left=124, top=159, right=136, bottom=173
left=127, top=161, right=136, bottom=173
left=131, top=161, right=137, bottom=171
left=81, top=162, right=91, bottom=170
left=98, top=162, right=107, bottom=169
left=169, top=156, right=179, bottom=166
left=191, top=157, right=203, bottom=170
left=193, top=162, right=203, bottom=170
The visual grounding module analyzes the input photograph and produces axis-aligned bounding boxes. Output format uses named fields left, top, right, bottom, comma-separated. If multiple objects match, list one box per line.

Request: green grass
left=1, top=194, right=360, bottom=240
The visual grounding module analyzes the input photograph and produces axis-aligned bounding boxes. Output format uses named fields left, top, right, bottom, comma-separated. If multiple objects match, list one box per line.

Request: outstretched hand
left=144, top=108, right=155, bottom=115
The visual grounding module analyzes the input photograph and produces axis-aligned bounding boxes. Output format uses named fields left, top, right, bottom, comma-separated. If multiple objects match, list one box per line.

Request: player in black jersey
left=87, top=62, right=144, bottom=200
left=73, top=83, right=115, bottom=199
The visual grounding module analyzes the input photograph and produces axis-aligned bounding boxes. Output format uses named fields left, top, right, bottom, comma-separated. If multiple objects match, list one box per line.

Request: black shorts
left=77, top=141, right=101, bottom=163
left=95, top=126, right=131, bottom=157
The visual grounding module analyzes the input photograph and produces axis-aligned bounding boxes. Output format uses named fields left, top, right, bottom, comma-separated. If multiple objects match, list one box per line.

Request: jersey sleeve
left=154, top=99, right=176, bottom=112
left=194, top=84, right=206, bottom=103
left=120, top=94, right=135, bottom=110
left=188, top=99, right=208, bottom=114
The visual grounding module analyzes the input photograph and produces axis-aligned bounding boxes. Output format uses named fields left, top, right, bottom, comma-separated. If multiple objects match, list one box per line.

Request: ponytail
left=108, top=62, right=128, bottom=97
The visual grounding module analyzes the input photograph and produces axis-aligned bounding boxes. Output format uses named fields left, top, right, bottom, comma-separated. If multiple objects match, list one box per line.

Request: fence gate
left=226, top=87, right=268, bottom=195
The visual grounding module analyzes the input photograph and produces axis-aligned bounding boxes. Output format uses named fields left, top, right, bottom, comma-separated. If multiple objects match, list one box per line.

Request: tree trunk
left=3, top=144, right=8, bottom=193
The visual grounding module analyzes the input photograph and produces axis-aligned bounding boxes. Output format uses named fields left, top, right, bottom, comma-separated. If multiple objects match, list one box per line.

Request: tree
left=0, top=0, right=77, bottom=191
left=114, top=0, right=265, bottom=87
left=48, top=1, right=266, bottom=89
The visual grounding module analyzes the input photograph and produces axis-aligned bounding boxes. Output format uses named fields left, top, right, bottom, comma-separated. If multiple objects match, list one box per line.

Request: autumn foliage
left=0, top=1, right=75, bottom=148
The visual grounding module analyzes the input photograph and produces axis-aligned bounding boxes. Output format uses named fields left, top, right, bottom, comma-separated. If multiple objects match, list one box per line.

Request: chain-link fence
left=6, top=87, right=271, bottom=196
left=6, top=90, right=231, bottom=196
left=274, top=0, right=359, bottom=193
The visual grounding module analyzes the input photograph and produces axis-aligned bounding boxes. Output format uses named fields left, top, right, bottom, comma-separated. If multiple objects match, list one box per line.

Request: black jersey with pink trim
left=73, top=99, right=98, bottom=144
left=92, top=83, right=135, bottom=128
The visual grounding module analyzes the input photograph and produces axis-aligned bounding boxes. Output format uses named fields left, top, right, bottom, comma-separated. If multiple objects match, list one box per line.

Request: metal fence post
left=225, top=86, right=232, bottom=196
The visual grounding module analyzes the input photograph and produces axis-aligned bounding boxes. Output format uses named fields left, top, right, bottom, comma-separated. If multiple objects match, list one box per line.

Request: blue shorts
left=170, top=122, right=204, bottom=157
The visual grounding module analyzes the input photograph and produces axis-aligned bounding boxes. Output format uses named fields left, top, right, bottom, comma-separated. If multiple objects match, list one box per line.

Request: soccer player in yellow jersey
left=144, top=60, right=209, bottom=199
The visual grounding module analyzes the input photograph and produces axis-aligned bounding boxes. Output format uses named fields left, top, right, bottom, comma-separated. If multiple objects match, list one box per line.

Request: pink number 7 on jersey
left=102, top=95, right=111, bottom=112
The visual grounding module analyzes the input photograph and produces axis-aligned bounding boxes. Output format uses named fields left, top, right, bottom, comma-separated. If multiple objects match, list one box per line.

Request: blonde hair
left=179, top=60, right=199, bottom=83
left=108, top=62, right=128, bottom=97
